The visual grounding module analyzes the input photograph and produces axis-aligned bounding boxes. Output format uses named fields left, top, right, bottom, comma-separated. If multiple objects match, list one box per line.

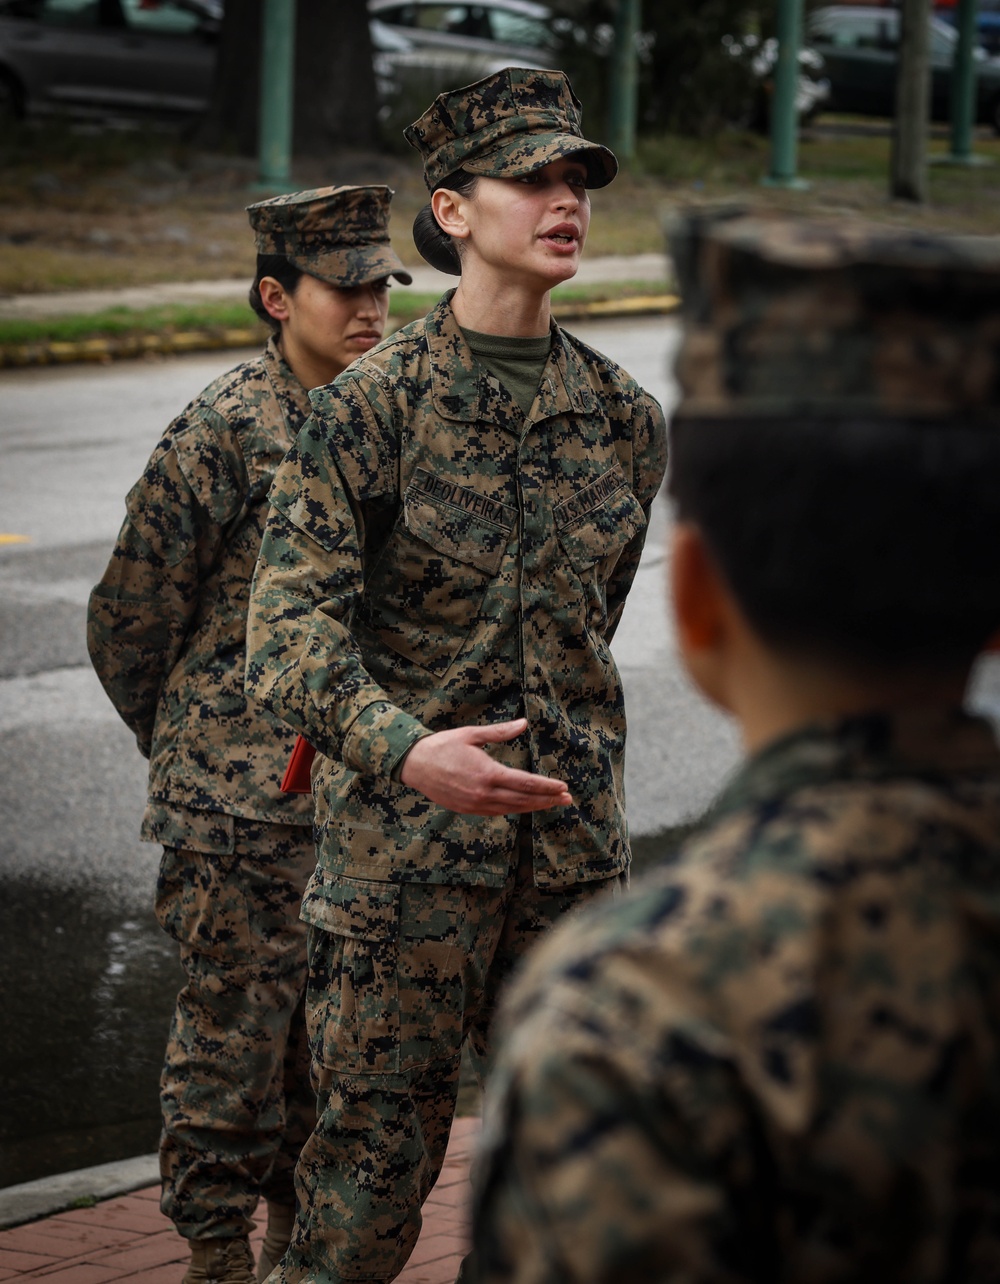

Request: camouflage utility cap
left=670, top=206, right=1000, bottom=424
left=246, top=184, right=412, bottom=287
left=405, top=67, right=617, bottom=190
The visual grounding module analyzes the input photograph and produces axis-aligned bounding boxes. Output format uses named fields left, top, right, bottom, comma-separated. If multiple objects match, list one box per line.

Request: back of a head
left=666, top=208, right=1000, bottom=674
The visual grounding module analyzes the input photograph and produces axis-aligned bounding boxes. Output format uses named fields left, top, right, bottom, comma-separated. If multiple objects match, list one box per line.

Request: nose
left=552, top=180, right=580, bottom=211
left=357, top=285, right=382, bottom=319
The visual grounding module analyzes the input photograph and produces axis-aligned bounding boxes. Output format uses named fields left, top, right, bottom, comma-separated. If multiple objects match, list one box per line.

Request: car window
left=489, top=9, right=549, bottom=47
left=373, top=2, right=548, bottom=46
left=386, top=4, right=487, bottom=36
left=39, top=0, right=121, bottom=27
left=810, top=13, right=894, bottom=50
left=120, top=0, right=204, bottom=34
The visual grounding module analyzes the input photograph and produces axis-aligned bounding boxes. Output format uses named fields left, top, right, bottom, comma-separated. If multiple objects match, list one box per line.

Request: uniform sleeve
left=603, top=391, right=667, bottom=642
left=245, top=378, right=431, bottom=777
left=87, top=408, right=244, bottom=757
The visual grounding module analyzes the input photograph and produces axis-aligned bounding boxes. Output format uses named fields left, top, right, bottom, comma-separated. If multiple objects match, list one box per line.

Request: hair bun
left=412, top=203, right=462, bottom=276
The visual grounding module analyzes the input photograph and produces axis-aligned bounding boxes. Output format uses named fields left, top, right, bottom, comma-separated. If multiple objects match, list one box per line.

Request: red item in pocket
left=280, top=735, right=317, bottom=794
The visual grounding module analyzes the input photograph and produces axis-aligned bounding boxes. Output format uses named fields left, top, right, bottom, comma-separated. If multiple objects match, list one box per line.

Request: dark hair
left=249, top=254, right=305, bottom=332
left=667, top=415, right=1000, bottom=673
left=412, top=170, right=480, bottom=276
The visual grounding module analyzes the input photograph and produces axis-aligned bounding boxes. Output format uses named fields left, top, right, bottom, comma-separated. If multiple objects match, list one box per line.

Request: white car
left=368, top=0, right=556, bottom=71
left=368, top=0, right=558, bottom=115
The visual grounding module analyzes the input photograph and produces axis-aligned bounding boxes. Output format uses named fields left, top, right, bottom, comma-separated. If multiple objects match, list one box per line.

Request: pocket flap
left=300, top=868, right=400, bottom=941
left=556, top=466, right=646, bottom=572
left=403, top=468, right=515, bottom=576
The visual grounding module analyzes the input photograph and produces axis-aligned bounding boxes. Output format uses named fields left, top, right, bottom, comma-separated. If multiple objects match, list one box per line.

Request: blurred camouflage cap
left=405, top=66, right=617, bottom=190
left=246, top=184, right=412, bottom=287
left=669, top=206, right=1000, bottom=424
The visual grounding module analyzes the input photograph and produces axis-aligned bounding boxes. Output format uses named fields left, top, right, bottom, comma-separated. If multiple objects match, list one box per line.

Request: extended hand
left=399, top=717, right=573, bottom=816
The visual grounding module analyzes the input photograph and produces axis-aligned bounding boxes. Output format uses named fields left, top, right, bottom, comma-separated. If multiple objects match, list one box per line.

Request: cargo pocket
left=357, top=468, right=515, bottom=676
left=301, top=870, right=401, bottom=1075
left=153, top=815, right=251, bottom=961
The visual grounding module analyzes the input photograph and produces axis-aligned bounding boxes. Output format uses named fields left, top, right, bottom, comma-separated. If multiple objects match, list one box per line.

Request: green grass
left=0, top=282, right=673, bottom=351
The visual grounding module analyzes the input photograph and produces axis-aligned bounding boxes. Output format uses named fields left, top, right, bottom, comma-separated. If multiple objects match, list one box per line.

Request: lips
left=348, top=331, right=381, bottom=345
left=540, top=222, right=580, bottom=250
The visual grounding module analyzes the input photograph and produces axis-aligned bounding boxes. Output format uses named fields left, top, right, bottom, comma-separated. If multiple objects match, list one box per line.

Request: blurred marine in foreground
left=467, top=210, right=1000, bottom=1284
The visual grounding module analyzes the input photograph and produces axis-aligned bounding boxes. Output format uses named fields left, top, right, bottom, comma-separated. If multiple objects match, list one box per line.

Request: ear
left=671, top=523, right=725, bottom=653
left=670, top=522, right=738, bottom=710
left=258, top=276, right=291, bottom=323
left=431, top=186, right=471, bottom=241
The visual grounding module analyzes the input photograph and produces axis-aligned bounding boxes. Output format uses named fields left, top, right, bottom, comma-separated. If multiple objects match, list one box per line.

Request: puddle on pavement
left=0, top=825, right=697, bottom=1190
left=0, top=874, right=182, bottom=1187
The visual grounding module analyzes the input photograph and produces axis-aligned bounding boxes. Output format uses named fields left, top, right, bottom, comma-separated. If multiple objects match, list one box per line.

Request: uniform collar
left=711, top=707, right=1000, bottom=826
left=425, top=292, right=601, bottom=430
left=263, top=334, right=313, bottom=434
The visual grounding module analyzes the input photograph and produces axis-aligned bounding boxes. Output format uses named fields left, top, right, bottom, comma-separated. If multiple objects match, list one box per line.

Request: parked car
left=937, top=0, right=1000, bottom=57
left=0, top=0, right=556, bottom=125
left=368, top=0, right=556, bottom=118
left=723, top=32, right=830, bottom=131
left=807, top=5, right=1000, bottom=132
left=368, top=0, right=556, bottom=65
left=0, top=0, right=220, bottom=120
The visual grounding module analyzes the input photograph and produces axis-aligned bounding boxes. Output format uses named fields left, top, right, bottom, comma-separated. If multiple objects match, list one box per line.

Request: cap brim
left=461, top=132, right=618, bottom=188
left=289, top=245, right=413, bottom=287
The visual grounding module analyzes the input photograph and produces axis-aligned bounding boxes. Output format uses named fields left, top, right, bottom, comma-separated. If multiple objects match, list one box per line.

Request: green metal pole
left=608, top=0, right=640, bottom=162
left=949, top=0, right=977, bottom=162
left=763, top=0, right=808, bottom=188
left=257, top=0, right=296, bottom=190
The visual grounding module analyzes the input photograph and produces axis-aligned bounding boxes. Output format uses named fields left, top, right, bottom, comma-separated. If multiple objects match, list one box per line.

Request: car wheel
left=0, top=67, right=25, bottom=122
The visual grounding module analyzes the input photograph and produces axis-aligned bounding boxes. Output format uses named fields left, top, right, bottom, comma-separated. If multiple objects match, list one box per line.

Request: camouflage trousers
left=154, top=813, right=318, bottom=1241
left=268, top=828, right=624, bottom=1284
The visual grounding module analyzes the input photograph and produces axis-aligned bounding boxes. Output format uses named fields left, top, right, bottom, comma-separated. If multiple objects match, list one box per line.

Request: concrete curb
left=0, top=295, right=680, bottom=370
left=0, top=1153, right=160, bottom=1229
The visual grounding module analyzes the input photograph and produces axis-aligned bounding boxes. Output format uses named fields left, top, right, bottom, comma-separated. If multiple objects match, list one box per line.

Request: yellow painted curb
left=555, top=293, right=680, bottom=318
left=0, top=327, right=265, bottom=370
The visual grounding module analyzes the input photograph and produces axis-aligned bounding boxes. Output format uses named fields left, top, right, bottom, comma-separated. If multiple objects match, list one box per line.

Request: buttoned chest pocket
left=556, top=466, right=646, bottom=624
left=357, top=468, right=516, bottom=677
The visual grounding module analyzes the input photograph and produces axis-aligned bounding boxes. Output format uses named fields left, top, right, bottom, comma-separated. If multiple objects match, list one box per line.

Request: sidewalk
left=0, top=1117, right=478, bottom=1283
left=0, top=253, right=677, bottom=368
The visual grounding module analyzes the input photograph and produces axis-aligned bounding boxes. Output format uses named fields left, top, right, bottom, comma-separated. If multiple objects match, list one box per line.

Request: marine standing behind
left=87, top=186, right=411, bottom=1284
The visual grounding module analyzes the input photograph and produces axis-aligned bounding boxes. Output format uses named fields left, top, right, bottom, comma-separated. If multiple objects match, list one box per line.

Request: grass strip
left=0, top=281, right=673, bottom=351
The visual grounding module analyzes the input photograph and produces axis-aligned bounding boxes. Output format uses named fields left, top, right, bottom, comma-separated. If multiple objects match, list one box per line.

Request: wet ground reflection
left=0, top=828, right=696, bottom=1188
left=1, top=874, right=182, bottom=1186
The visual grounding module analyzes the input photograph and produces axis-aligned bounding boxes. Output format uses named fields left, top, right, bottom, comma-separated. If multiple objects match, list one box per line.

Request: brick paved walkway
left=0, top=1117, right=478, bottom=1283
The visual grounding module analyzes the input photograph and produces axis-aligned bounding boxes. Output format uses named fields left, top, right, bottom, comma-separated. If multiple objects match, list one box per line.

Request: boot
left=256, top=1203, right=296, bottom=1282
left=182, top=1236, right=256, bottom=1284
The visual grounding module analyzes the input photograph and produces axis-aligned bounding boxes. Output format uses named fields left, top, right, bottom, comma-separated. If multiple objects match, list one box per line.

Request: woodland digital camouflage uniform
left=469, top=710, right=1000, bottom=1284
left=467, top=212, right=1000, bottom=1283
left=88, top=336, right=316, bottom=1238
left=246, top=291, right=666, bottom=1279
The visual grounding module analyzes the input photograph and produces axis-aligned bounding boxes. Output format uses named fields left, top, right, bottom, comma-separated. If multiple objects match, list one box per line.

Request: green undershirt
left=462, top=327, right=552, bottom=418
